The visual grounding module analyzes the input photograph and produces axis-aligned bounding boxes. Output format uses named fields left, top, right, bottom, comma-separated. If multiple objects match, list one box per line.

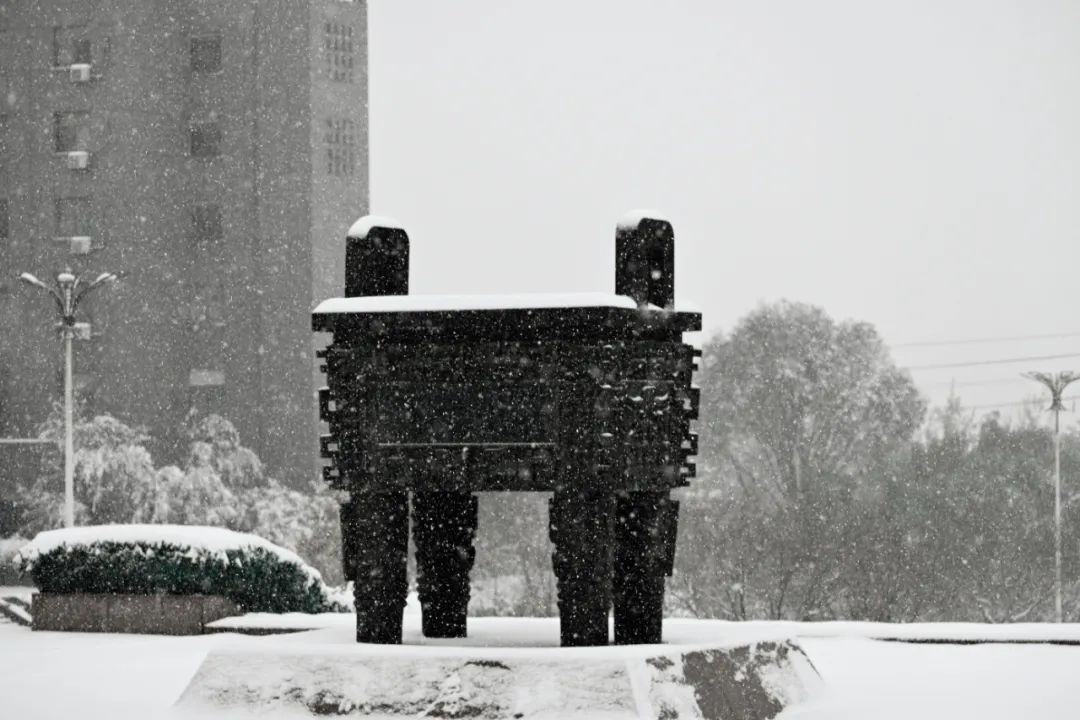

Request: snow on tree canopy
left=347, top=214, right=404, bottom=239
left=15, top=524, right=323, bottom=584
left=617, top=208, right=671, bottom=229
left=313, top=292, right=648, bottom=314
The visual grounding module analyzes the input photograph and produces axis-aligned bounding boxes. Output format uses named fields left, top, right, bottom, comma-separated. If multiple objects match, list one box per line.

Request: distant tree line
left=6, top=300, right=1077, bottom=621
left=472, top=301, right=1080, bottom=622
left=672, top=301, right=1080, bottom=622
left=8, top=411, right=344, bottom=585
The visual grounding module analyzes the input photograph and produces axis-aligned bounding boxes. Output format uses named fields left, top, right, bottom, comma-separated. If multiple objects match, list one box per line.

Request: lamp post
left=18, top=269, right=116, bottom=528
left=1023, top=370, right=1079, bottom=623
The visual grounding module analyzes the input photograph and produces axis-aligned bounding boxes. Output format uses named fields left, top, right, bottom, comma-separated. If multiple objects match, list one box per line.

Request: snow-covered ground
left=207, top=610, right=1080, bottom=645
left=1, top=595, right=1079, bottom=719
left=801, top=637, right=1080, bottom=719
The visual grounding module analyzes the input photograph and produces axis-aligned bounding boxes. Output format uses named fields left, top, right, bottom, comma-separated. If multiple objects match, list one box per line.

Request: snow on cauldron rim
left=313, top=291, right=667, bottom=314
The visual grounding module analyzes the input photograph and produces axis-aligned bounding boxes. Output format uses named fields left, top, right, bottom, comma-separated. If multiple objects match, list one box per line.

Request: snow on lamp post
left=18, top=269, right=116, bottom=528
left=1023, top=370, right=1079, bottom=623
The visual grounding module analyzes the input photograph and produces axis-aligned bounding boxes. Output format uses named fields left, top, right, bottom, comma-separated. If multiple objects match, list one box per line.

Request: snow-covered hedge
left=16, top=525, right=343, bottom=614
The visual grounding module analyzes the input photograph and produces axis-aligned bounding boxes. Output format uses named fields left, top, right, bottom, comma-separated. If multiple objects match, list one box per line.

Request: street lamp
left=1023, top=370, right=1079, bottom=623
left=18, top=268, right=116, bottom=528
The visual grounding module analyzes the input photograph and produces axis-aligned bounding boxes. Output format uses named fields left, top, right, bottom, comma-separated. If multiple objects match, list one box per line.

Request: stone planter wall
left=31, top=593, right=238, bottom=635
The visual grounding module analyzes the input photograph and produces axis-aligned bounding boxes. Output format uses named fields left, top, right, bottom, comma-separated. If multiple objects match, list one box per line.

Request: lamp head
left=1024, top=370, right=1080, bottom=410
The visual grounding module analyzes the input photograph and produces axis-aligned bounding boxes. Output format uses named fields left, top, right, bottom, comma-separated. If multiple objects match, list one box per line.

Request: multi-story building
left=0, top=0, right=369, bottom=506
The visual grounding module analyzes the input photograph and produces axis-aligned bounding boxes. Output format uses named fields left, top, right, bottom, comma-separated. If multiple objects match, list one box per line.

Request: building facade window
left=188, top=318, right=227, bottom=414
left=190, top=121, right=221, bottom=157
left=54, top=111, right=90, bottom=152
left=191, top=35, right=222, bottom=73
left=191, top=204, right=223, bottom=242
left=0, top=115, right=8, bottom=172
left=73, top=39, right=92, bottom=65
left=55, top=196, right=92, bottom=237
left=189, top=369, right=226, bottom=387
left=189, top=369, right=226, bottom=415
left=323, top=22, right=354, bottom=83
left=74, top=298, right=104, bottom=339
left=0, top=33, right=10, bottom=117
left=53, top=26, right=91, bottom=66
left=324, top=117, right=356, bottom=177
left=180, top=277, right=227, bottom=331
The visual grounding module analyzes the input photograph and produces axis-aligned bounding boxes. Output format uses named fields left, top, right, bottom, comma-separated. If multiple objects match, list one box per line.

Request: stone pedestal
left=176, top=633, right=821, bottom=719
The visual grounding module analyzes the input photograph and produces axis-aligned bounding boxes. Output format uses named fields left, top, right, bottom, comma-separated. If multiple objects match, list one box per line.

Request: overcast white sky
left=367, top=0, right=1080, bottom=421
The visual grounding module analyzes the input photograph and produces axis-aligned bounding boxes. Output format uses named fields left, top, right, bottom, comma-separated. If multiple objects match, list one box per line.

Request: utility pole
left=1023, top=370, right=1079, bottom=623
left=18, top=269, right=116, bottom=528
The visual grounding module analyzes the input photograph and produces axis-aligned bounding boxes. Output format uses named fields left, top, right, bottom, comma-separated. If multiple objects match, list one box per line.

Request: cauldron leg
left=345, top=491, right=409, bottom=644
left=413, top=491, right=478, bottom=638
left=549, top=490, right=614, bottom=646
left=339, top=495, right=361, bottom=587
left=613, top=491, right=679, bottom=645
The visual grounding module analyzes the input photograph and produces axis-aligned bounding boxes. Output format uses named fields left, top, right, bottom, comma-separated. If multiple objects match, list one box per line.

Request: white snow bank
left=314, top=291, right=645, bottom=314
left=0, top=585, right=34, bottom=602
left=207, top=615, right=798, bottom=657
left=208, top=612, right=1080, bottom=647
left=799, top=637, right=1080, bottom=720
left=667, top=618, right=1080, bottom=644
left=15, top=524, right=323, bottom=584
left=0, top=597, right=31, bottom=624
left=4, top=620, right=1079, bottom=720
left=617, top=208, right=671, bottom=229
left=347, top=214, right=404, bottom=238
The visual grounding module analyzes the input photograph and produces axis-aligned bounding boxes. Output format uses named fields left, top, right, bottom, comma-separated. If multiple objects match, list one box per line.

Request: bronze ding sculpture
left=313, top=213, right=700, bottom=647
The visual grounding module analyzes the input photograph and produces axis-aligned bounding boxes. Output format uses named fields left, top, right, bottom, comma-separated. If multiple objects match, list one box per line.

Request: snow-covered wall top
left=313, top=292, right=648, bottom=314
left=16, top=524, right=322, bottom=583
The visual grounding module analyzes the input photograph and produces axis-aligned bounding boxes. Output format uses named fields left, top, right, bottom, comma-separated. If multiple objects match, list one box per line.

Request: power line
left=892, top=331, right=1080, bottom=349
left=963, top=395, right=1080, bottom=411
left=904, top=353, right=1080, bottom=371
left=925, top=376, right=1032, bottom=389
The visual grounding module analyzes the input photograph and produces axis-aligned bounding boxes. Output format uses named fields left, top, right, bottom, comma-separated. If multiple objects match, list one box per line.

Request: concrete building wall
left=310, top=0, right=369, bottom=307
left=246, top=0, right=318, bottom=482
left=0, top=0, right=368, bottom=493
left=307, top=0, right=370, bottom=473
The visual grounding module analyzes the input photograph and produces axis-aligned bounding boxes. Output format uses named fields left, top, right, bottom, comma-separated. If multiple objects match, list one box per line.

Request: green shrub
left=17, top=528, right=343, bottom=614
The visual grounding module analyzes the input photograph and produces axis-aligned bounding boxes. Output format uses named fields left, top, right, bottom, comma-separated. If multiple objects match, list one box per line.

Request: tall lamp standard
left=1023, top=370, right=1079, bottom=623
left=18, top=269, right=116, bottom=528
